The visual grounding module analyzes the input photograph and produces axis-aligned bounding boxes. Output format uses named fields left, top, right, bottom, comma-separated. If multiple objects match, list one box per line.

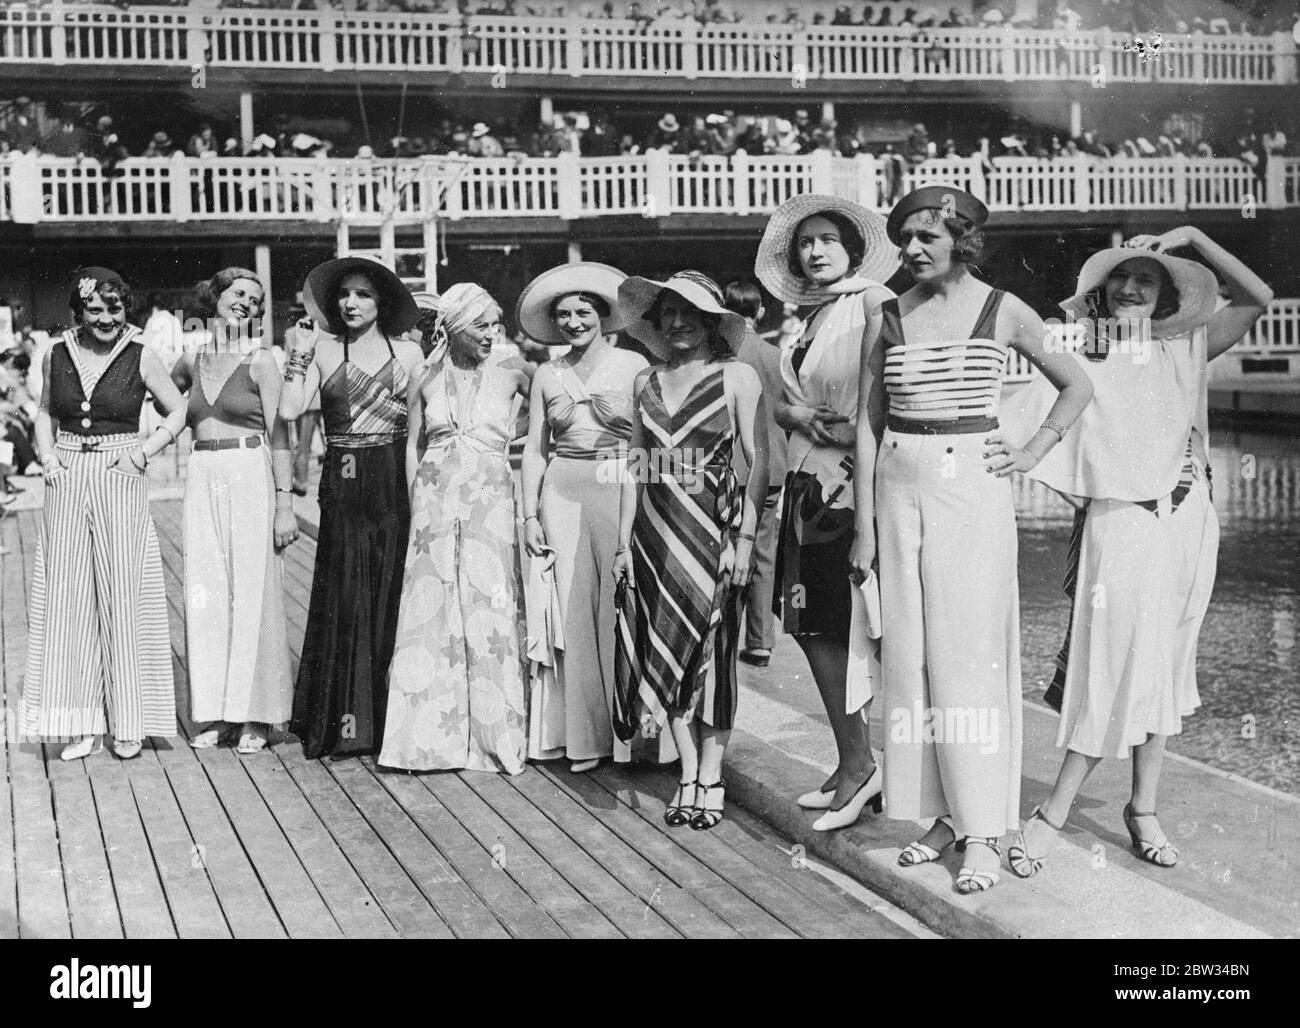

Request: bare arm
left=729, top=363, right=769, bottom=590
left=1128, top=226, right=1273, bottom=360
left=613, top=368, right=653, bottom=588
left=251, top=350, right=298, bottom=548
left=405, top=364, right=428, bottom=493
left=851, top=301, right=886, bottom=538
left=994, top=294, right=1093, bottom=475
left=34, top=348, right=59, bottom=470
left=520, top=367, right=553, bottom=555
left=138, top=347, right=188, bottom=460
left=278, top=323, right=322, bottom=421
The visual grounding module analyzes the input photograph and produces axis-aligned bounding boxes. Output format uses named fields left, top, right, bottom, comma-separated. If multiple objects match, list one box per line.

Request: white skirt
left=1055, top=467, right=1218, bottom=758
left=183, top=444, right=293, bottom=725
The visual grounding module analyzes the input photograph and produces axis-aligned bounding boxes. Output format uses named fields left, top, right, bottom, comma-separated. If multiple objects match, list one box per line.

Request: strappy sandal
left=898, top=816, right=956, bottom=867
left=1008, top=805, right=1064, bottom=879
left=955, top=837, right=1002, bottom=894
left=1123, top=803, right=1179, bottom=868
left=237, top=724, right=269, bottom=755
left=664, top=779, right=697, bottom=828
left=689, top=780, right=726, bottom=831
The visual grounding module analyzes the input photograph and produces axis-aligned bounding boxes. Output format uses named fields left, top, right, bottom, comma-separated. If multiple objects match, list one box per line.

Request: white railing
left=7, top=152, right=1300, bottom=224
left=0, top=6, right=1293, bottom=85
left=1238, top=298, right=1300, bottom=353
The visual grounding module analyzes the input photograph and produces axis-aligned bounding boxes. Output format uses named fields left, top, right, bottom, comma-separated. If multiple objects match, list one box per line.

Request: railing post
left=1000, top=26, right=1016, bottom=82
left=9, top=152, right=43, bottom=224
left=1172, top=154, right=1187, bottom=210
left=50, top=0, right=67, bottom=65
left=557, top=151, right=582, bottom=219
left=963, top=156, right=986, bottom=203
left=447, top=16, right=465, bottom=74
left=1266, top=155, right=1287, bottom=209
left=855, top=153, right=876, bottom=208
left=565, top=24, right=583, bottom=77
left=680, top=19, right=698, bottom=79
left=320, top=10, right=339, bottom=71
left=899, top=29, right=915, bottom=81
left=1073, top=154, right=1090, bottom=212
left=1191, top=33, right=1205, bottom=82
left=810, top=148, right=833, bottom=194
left=645, top=147, right=672, bottom=218
left=444, top=158, right=465, bottom=220
left=185, top=20, right=208, bottom=68
left=1096, top=27, right=1113, bottom=83
left=169, top=153, right=192, bottom=221
left=1274, top=31, right=1297, bottom=85
left=313, top=155, right=335, bottom=220
left=731, top=150, right=750, bottom=216
left=792, top=31, right=810, bottom=83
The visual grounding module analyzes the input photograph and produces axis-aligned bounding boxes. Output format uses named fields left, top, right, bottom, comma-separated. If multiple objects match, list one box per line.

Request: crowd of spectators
left=10, top=1, right=1292, bottom=37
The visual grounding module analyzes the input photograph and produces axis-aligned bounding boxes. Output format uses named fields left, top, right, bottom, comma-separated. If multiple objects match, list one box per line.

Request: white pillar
left=240, top=91, right=255, bottom=150
left=1110, top=228, right=1124, bottom=247
left=567, top=241, right=583, bottom=263
left=539, top=96, right=554, bottom=126
left=255, top=243, right=273, bottom=338
left=822, top=101, right=835, bottom=122
left=1069, top=100, right=1082, bottom=138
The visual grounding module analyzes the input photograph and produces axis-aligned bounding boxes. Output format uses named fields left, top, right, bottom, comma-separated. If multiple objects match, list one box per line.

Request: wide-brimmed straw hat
left=756, top=194, right=899, bottom=306
left=515, top=262, right=627, bottom=345
left=410, top=291, right=440, bottom=311
left=303, top=255, right=421, bottom=336
left=1058, top=246, right=1219, bottom=340
left=617, top=270, right=748, bottom=360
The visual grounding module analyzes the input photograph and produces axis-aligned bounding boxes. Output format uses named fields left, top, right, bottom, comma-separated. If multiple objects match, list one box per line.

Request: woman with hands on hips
left=853, top=186, right=1092, bottom=893
left=24, top=267, right=186, bottom=762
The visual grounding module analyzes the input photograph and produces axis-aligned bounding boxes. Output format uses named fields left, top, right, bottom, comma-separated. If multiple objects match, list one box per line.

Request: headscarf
left=423, top=283, right=500, bottom=364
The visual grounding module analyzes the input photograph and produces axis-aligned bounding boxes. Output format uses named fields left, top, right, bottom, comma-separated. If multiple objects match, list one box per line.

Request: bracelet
left=616, top=546, right=630, bottom=556
left=275, top=487, right=294, bottom=494
left=1041, top=418, right=1068, bottom=441
left=738, top=531, right=756, bottom=542
left=523, top=514, right=539, bottom=522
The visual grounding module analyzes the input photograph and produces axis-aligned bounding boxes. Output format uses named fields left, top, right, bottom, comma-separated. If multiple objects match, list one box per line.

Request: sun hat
left=472, top=122, right=490, bottom=138
left=410, top=291, right=440, bottom=311
left=658, top=113, right=680, bottom=133
left=291, top=132, right=324, bottom=152
left=706, top=113, right=727, bottom=126
left=756, top=194, right=900, bottom=305
left=885, top=183, right=989, bottom=244
left=303, top=255, right=421, bottom=336
left=1058, top=246, right=1219, bottom=341
left=151, top=131, right=172, bottom=146
left=617, top=270, right=748, bottom=359
left=514, top=262, right=627, bottom=345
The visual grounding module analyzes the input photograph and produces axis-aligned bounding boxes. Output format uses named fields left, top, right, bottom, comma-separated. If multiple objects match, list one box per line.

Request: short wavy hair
left=787, top=210, right=867, bottom=280
left=68, top=275, right=131, bottom=324
left=904, top=207, right=984, bottom=263
left=1092, top=260, right=1182, bottom=323
left=194, top=267, right=264, bottom=318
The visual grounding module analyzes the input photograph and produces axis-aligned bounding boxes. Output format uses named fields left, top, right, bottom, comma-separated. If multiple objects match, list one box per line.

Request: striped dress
left=614, top=364, right=741, bottom=741
left=22, top=328, right=176, bottom=742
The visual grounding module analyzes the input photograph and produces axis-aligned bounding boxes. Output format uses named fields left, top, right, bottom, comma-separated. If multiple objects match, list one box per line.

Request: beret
left=886, top=185, right=989, bottom=244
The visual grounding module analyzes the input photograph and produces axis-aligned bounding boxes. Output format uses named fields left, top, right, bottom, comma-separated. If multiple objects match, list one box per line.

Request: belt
left=193, top=435, right=262, bottom=452
left=327, top=432, right=404, bottom=450
left=887, top=414, right=999, bottom=436
left=56, top=432, right=137, bottom=452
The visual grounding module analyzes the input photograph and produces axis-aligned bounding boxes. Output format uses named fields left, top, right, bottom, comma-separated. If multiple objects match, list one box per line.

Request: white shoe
left=60, top=735, right=103, bottom=761
left=113, top=739, right=143, bottom=760
left=570, top=758, right=601, bottom=773
left=812, top=764, right=883, bottom=832
left=796, top=787, right=836, bottom=810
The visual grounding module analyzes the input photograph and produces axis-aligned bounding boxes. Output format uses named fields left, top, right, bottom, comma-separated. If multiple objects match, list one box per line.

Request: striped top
left=320, top=336, right=409, bottom=443
left=880, top=290, right=1007, bottom=422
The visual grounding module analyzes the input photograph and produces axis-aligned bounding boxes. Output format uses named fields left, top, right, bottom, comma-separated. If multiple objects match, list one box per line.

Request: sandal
left=191, top=723, right=232, bottom=749
left=689, top=780, right=726, bottom=831
left=1008, top=805, right=1064, bottom=879
left=664, top=779, right=697, bottom=828
left=955, top=837, right=1002, bottom=894
left=237, top=724, right=269, bottom=755
left=1123, top=803, right=1179, bottom=868
left=898, top=816, right=956, bottom=867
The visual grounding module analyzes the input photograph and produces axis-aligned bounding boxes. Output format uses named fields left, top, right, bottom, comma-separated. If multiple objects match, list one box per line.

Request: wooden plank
left=46, top=761, right=123, bottom=938
left=0, top=514, right=31, bottom=938
left=538, top=765, right=793, bottom=938
left=196, top=751, right=342, bottom=939
left=85, top=760, right=176, bottom=939
left=507, top=767, right=737, bottom=939
left=326, top=759, right=526, bottom=938
left=242, top=753, right=398, bottom=939
left=9, top=740, right=71, bottom=939
left=275, top=747, right=452, bottom=939
left=422, top=772, right=621, bottom=939
left=467, top=770, right=679, bottom=939
left=124, top=761, right=230, bottom=939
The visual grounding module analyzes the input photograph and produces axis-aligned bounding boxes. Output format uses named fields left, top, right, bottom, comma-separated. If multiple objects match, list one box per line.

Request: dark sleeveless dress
left=291, top=337, right=411, bottom=760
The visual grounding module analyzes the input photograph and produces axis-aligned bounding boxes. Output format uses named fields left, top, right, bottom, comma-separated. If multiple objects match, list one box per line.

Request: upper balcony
left=3, top=149, right=1298, bottom=228
left=0, top=4, right=1294, bottom=90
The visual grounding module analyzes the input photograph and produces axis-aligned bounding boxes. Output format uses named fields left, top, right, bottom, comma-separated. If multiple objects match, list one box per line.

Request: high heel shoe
left=689, top=780, right=725, bottom=831
left=898, top=816, right=956, bottom=866
left=796, top=786, right=836, bottom=811
left=955, top=837, right=1002, bottom=894
left=1123, top=803, right=1179, bottom=867
left=1008, top=805, right=1064, bottom=879
left=811, top=764, right=883, bottom=832
left=60, top=735, right=103, bottom=761
left=664, top=779, right=697, bottom=828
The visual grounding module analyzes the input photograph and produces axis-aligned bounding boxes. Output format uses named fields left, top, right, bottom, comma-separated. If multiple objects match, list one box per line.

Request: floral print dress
left=379, top=359, right=528, bottom=774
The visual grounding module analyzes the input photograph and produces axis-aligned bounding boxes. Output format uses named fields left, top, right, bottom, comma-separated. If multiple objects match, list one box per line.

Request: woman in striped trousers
left=23, top=268, right=187, bottom=761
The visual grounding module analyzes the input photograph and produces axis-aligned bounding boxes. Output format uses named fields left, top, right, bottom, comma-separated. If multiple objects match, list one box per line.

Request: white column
left=567, top=241, right=583, bottom=263
left=822, top=101, right=835, bottom=122
left=539, top=96, right=554, bottom=125
left=1069, top=100, right=1082, bottom=138
left=255, top=243, right=273, bottom=335
left=239, top=91, right=255, bottom=151
left=1110, top=228, right=1124, bottom=247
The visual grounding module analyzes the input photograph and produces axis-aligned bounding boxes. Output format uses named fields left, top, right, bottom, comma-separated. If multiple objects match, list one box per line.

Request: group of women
left=21, top=183, right=1270, bottom=890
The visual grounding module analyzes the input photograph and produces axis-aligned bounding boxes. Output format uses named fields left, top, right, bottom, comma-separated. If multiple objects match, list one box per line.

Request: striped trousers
left=21, top=433, right=176, bottom=742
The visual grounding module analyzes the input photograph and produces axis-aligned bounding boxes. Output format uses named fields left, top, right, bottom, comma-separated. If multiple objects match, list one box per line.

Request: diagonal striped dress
left=615, top=364, right=741, bottom=741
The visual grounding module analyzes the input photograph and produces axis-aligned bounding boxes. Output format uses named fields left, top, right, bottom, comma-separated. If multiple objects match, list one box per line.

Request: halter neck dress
left=291, top=335, right=411, bottom=760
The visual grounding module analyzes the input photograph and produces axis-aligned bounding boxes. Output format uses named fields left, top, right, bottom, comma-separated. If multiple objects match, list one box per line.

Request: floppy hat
left=303, top=255, right=421, bottom=336
left=756, top=193, right=900, bottom=305
left=472, top=122, right=490, bottom=138
left=885, top=183, right=989, bottom=244
left=410, top=291, right=440, bottom=311
left=658, top=113, right=680, bottom=133
left=617, top=270, right=748, bottom=359
left=1058, top=246, right=1219, bottom=341
left=515, top=262, right=627, bottom=345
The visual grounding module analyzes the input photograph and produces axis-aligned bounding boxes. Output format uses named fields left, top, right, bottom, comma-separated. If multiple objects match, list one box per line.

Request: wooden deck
left=0, top=500, right=914, bottom=940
